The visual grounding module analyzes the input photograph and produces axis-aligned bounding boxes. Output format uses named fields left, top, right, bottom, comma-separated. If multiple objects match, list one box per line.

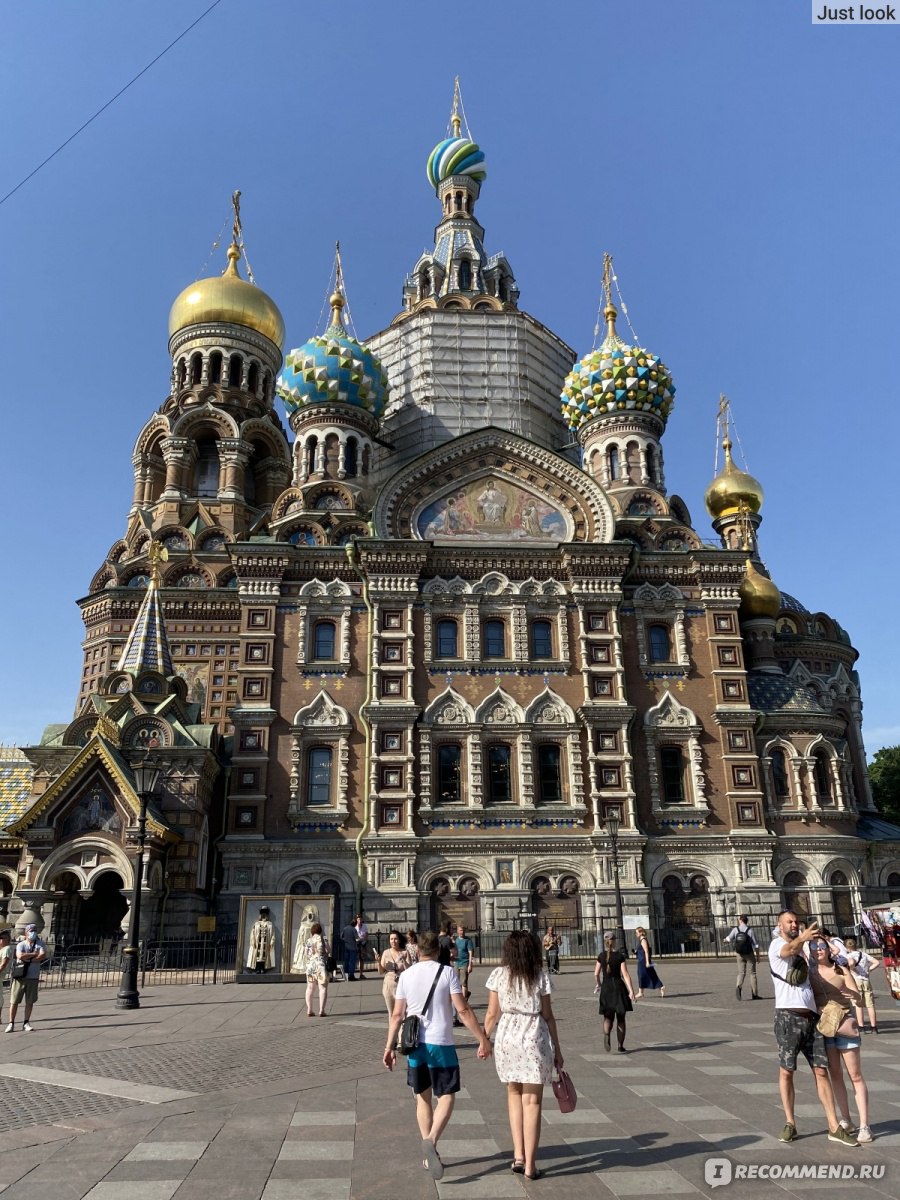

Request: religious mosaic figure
left=478, top=481, right=508, bottom=525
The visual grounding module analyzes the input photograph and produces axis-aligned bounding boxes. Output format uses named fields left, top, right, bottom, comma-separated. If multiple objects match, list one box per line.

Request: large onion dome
left=169, top=243, right=285, bottom=350
left=705, top=437, right=764, bottom=518
left=426, top=136, right=487, bottom=189
left=560, top=303, right=675, bottom=431
left=277, top=293, right=389, bottom=419
left=740, top=559, right=781, bottom=620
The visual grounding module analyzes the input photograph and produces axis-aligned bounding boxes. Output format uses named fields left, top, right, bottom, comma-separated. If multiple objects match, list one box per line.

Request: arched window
left=454, top=191, right=463, bottom=211
left=646, top=444, right=656, bottom=482
left=438, top=744, right=462, bottom=804
left=483, top=619, right=506, bottom=659
left=660, top=746, right=685, bottom=804
left=530, top=619, right=553, bottom=659
left=648, top=624, right=671, bottom=663
left=306, top=747, right=332, bottom=806
left=306, top=436, right=318, bottom=476
left=814, top=753, right=832, bottom=803
left=190, top=352, right=202, bottom=385
left=458, top=259, right=472, bottom=290
left=436, top=619, right=458, bottom=659
left=887, top=871, right=900, bottom=893
left=194, top=440, right=219, bottom=498
left=208, top=351, right=222, bottom=384
left=537, top=744, right=562, bottom=804
left=244, top=465, right=256, bottom=504
left=262, top=371, right=271, bottom=401
left=313, top=620, right=336, bottom=661
left=344, top=438, right=358, bottom=478
left=177, top=358, right=187, bottom=388
left=771, top=749, right=790, bottom=798
left=608, top=446, right=620, bottom=481
left=228, top=354, right=242, bottom=386
left=783, top=870, right=810, bottom=920
left=487, top=744, right=512, bottom=803
left=420, top=270, right=431, bottom=297
left=247, top=362, right=259, bottom=394
left=361, top=445, right=370, bottom=475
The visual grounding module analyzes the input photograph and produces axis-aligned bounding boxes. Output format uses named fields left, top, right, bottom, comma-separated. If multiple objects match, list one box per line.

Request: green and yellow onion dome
left=704, top=438, right=764, bottom=518
left=427, top=136, right=487, bottom=189
left=560, top=305, right=675, bottom=431
left=168, top=244, right=285, bottom=350
left=740, top=559, right=781, bottom=620
left=277, top=293, right=389, bottom=420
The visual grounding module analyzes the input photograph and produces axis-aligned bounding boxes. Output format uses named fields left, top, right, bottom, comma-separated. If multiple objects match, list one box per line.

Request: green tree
left=869, top=746, right=900, bottom=824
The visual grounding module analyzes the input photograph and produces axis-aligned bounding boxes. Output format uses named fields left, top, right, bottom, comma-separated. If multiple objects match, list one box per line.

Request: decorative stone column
left=483, top=899, right=495, bottom=930
left=14, top=890, right=50, bottom=934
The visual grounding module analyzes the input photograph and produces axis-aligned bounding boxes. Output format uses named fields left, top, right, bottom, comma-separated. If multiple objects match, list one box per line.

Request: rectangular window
left=307, top=747, right=333, bottom=806
left=648, top=624, right=672, bottom=663
left=483, top=619, right=506, bottom=659
left=487, top=744, right=512, bottom=803
left=438, top=745, right=462, bottom=804
left=436, top=619, right=459, bottom=658
left=537, top=745, right=562, bottom=803
left=660, top=746, right=685, bottom=804
left=588, top=612, right=609, bottom=631
left=313, top=621, right=337, bottom=660
left=215, top=644, right=227, bottom=654
left=530, top=620, right=553, bottom=660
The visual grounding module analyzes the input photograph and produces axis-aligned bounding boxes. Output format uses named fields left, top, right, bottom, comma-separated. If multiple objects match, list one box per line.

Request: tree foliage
left=869, top=746, right=900, bottom=824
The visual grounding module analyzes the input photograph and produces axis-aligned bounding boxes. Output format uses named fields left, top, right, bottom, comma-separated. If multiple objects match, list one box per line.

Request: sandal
left=524, top=1168, right=544, bottom=1180
left=511, top=1160, right=525, bottom=1174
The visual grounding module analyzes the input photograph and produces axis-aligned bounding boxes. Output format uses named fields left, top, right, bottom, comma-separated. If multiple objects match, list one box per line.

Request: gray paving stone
left=668, top=1052, right=719, bottom=1061
left=277, top=1141, right=354, bottom=1160
left=600, top=1168, right=698, bottom=1194
left=628, top=1085, right=694, bottom=1097
left=696, top=1066, right=757, bottom=1076
left=436, top=1179, right=523, bottom=1198
left=83, top=1185, right=183, bottom=1200
left=124, top=1144, right=208, bottom=1163
left=731, top=1082, right=776, bottom=1094
left=595, top=1065, right=657, bottom=1075
left=542, top=1107, right=611, bottom=1124
left=435, top=1139, right=499, bottom=1158
left=659, top=1105, right=741, bottom=1121
left=289, top=1111, right=355, bottom=1126
left=262, top=1182, right=350, bottom=1200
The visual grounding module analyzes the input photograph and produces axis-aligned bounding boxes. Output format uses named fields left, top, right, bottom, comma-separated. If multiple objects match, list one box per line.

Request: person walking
left=405, top=930, right=420, bottom=964
left=354, top=914, right=370, bottom=979
left=340, top=918, right=359, bottom=981
left=437, top=921, right=455, bottom=967
left=542, top=925, right=561, bottom=975
left=0, top=930, right=11, bottom=1028
left=843, top=937, right=878, bottom=1034
left=6, top=924, right=46, bottom=1032
left=378, top=930, right=411, bottom=1016
left=594, top=932, right=636, bottom=1053
left=725, top=914, right=760, bottom=1000
left=809, top=936, right=873, bottom=1142
left=304, top=922, right=330, bottom=1017
left=484, top=930, right=563, bottom=1181
left=383, top=929, right=492, bottom=1180
left=768, top=911, right=857, bottom=1145
left=634, top=926, right=664, bottom=998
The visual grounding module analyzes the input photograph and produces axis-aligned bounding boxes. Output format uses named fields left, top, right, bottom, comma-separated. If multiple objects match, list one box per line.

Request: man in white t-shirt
left=383, top=929, right=492, bottom=1179
left=769, top=910, right=857, bottom=1146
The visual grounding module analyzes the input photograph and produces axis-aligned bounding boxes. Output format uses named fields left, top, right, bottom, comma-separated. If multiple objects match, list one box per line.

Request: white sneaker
left=22, top=1022, right=33, bottom=1032
left=856, top=1125, right=874, bottom=1143
left=4, top=1023, right=13, bottom=1033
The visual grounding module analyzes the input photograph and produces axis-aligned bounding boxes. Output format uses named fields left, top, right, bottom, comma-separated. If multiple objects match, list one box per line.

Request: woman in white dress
left=484, top=930, right=563, bottom=1181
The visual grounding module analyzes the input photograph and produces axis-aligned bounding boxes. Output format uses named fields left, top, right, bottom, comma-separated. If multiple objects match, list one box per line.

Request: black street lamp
left=605, top=809, right=625, bottom=950
left=116, top=757, right=161, bottom=1010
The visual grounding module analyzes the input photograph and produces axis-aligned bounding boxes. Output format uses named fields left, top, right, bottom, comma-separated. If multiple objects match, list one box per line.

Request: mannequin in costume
left=291, top=904, right=321, bottom=973
left=247, top=906, right=276, bottom=973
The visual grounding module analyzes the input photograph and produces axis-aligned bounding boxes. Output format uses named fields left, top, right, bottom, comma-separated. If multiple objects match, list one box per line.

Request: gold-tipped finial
left=328, top=241, right=348, bottom=329
left=147, top=540, right=168, bottom=587
left=224, top=190, right=243, bottom=276
left=450, top=76, right=462, bottom=138
left=705, top=395, right=765, bottom=518
left=601, top=251, right=619, bottom=337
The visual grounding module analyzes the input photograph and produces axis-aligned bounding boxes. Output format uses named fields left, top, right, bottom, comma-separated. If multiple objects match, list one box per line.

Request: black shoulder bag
left=398, top=964, right=444, bottom=1055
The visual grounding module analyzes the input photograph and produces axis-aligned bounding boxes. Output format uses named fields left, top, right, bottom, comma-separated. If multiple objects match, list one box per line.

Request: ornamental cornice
left=577, top=705, right=636, bottom=724
left=408, top=836, right=599, bottom=854
left=774, top=835, right=873, bottom=853
left=167, top=321, right=282, bottom=362
left=714, top=710, right=761, bottom=727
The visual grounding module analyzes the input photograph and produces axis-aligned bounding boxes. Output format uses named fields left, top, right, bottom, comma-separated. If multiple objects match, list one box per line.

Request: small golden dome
left=705, top=437, right=764, bottom=518
left=740, top=559, right=781, bottom=620
left=168, top=243, right=285, bottom=349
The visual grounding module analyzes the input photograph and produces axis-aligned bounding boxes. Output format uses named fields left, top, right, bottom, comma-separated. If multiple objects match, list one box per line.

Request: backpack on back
left=733, top=928, right=752, bottom=955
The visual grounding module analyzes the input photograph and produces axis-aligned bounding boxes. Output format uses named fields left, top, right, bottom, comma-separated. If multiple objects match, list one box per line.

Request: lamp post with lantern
left=116, top=757, right=161, bottom=1010
left=605, top=808, right=626, bottom=950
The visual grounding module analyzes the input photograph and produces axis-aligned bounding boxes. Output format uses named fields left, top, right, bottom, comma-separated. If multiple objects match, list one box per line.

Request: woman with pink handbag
left=484, top=931, right=564, bottom=1181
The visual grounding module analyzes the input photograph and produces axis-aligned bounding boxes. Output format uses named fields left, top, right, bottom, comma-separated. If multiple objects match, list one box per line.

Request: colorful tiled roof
left=747, top=675, right=827, bottom=714
left=0, top=747, right=33, bottom=830
left=116, top=579, right=173, bottom=676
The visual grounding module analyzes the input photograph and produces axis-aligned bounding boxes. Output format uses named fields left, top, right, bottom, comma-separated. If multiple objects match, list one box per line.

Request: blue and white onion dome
left=561, top=303, right=676, bottom=431
left=426, top=135, right=487, bottom=190
left=277, top=293, right=389, bottom=420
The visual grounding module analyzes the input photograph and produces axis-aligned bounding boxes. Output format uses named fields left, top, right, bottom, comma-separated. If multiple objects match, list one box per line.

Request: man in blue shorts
left=383, top=929, right=492, bottom=1179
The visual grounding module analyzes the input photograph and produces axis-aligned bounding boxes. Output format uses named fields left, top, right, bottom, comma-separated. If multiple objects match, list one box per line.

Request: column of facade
left=218, top=439, right=251, bottom=499
left=160, top=438, right=192, bottom=499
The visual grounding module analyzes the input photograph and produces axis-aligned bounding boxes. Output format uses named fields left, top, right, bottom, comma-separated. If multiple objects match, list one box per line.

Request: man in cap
left=7, top=924, right=46, bottom=1032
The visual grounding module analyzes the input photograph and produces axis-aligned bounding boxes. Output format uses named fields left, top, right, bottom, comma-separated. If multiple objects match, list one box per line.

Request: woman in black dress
left=594, top=932, right=636, bottom=1053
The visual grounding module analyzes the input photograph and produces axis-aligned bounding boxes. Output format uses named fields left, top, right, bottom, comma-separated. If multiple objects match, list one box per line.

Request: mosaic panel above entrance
left=416, top=477, right=568, bottom=542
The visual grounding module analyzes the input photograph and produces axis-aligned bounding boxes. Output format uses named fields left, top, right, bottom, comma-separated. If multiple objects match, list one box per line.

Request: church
left=2, top=94, right=897, bottom=953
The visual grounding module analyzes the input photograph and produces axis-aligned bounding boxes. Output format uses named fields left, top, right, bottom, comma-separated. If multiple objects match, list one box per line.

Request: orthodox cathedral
left=2, top=94, right=897, bottom=951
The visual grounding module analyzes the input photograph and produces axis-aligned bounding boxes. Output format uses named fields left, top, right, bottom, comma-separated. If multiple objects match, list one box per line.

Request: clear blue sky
left=0, top=1, right=896, bottom=753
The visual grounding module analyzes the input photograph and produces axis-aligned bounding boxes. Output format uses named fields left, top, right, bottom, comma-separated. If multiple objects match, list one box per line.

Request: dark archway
left=48, top=871, right=82, bottom=945
left=783, top=870, right=811, bottom=922
left=77, top=872, right=127, bottom=942
left=830, top=870, right=854, bottom=935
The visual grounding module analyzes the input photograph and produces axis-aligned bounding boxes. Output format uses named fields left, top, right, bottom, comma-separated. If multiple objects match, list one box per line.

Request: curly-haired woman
left=484, top=930, right=563, bottom=1181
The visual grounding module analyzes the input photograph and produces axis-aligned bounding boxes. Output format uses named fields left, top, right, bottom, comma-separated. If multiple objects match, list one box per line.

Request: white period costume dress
left=247, top=918, right=276, bottom=970
left=291, top=907, right=320, bottom=972
left=485, top=965, right=554, bottom=1085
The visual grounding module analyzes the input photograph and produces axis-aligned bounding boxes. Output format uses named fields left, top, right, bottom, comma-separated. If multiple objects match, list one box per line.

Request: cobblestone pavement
left=0, top=961, right=896, bottom=1199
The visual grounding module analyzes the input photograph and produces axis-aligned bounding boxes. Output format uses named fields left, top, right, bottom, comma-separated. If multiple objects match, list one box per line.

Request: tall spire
left=450, top=76, right=463, bottom=138
left=599, top=252, right=624, bottom=350
left=116, top=542, right=173, bottom=676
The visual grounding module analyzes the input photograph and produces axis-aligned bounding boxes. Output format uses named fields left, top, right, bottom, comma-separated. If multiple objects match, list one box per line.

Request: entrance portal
left=77, top=872, right=127, bottom=942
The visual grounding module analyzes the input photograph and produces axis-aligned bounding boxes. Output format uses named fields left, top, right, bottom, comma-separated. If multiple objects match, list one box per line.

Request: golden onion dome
left=739, top=559, right=781, bottom=620
left=704, top=437, right=764, bottom=518
left=168, top=243, right=285, bottom=350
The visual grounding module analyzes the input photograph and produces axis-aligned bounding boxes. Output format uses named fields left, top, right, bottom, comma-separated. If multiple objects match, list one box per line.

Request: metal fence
left=35, top=937, right=238, bottom=989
